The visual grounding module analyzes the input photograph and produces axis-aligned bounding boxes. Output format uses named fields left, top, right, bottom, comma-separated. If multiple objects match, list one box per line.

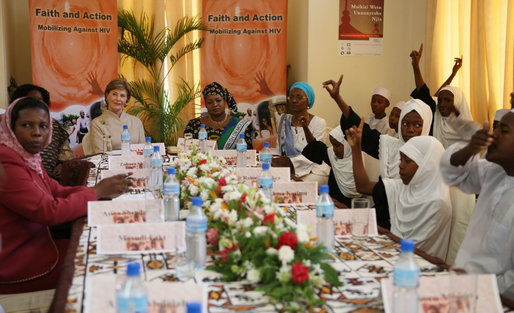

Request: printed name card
left=296, top=208, right=378, bottom=236
left=211, top=149, right=257, bottom=166
left=236, top=167, right=290, bottom=186
left=88, top=199, right=162, bottom=226
left=85, top=276, right=207, bottom=313
left=130, top=142, right=166, bottom=156
left=381, top=274, right=502, bottom=313
left=97, top=222, right=185, bottom=254
left=101, top=169, right=149, bottom=189
left=108, top=155, right=145, bottom=170
left=177, top=138, right=217, bottom=152
left=272, top=181, right=317, bottom=204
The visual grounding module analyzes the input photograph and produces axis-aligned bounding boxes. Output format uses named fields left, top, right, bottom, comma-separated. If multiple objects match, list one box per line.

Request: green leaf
left=320, top=262, right=342, bottom=287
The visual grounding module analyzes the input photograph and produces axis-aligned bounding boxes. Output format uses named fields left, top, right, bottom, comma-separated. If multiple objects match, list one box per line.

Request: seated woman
left=89, top=78, right=145, bottom=154
left=347, top=119, right=451, bottom=260
left=11, top=84, right=72, bottom=180
left=183, top=82, right=254, bottom=149
left=0, top=97, right=132, bottom=293
left=276, top=82, right=329, bottom=182
left=301, top=125, right=361, bottom=208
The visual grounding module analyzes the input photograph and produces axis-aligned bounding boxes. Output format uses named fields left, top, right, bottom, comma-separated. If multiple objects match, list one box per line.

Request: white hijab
left=383, top=136, right=451, bottom=260
left=379, top=99, right=433, bottom=179
left=433, top=86, right=474, bottom=148
left=327, top=127, right=361, bottom=198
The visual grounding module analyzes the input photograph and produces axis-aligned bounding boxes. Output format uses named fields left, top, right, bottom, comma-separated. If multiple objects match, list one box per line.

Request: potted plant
left=117, top=9, right=208, bottom=146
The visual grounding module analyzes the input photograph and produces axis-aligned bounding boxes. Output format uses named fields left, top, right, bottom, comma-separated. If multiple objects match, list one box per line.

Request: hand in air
left=322, top=74, right=343, bottom=100
left=255, top=71, right=274, bottom=96
left=452, top=57, right=463, bottom=75
left=345, top=117, right=365, bottom=149
left=467, top=121, right=494, bottom=154
left=410, top=43, right=423, bottom=66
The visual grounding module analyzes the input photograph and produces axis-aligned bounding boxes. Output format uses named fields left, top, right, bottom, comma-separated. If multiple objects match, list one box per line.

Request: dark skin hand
left=346, top=117, right=377, bottom=195
left=93, top=173, right=134, bottom=199
left=450, top=121, right=493, bottom=166
left=299, top=116, right=315, bottom=144
left=322, top=75, right=351, bottom=118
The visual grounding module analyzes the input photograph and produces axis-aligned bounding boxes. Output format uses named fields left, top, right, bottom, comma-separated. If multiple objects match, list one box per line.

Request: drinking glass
left=449, top=269, right=478, bottom=313
left=351, top=198, right=370, bottom=240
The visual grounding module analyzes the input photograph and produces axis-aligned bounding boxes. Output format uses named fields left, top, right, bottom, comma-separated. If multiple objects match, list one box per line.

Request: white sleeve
left=290, top=117, right=326, bottom=177
left=448, top=113, right=481, bottom=141
left=439, top=142, right=486, bottom=194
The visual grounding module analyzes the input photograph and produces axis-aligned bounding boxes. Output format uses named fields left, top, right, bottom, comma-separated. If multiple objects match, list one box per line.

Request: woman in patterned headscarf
left=183, top=82, right=254, bottom=149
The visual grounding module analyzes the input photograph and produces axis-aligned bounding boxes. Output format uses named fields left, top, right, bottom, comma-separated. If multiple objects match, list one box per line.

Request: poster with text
left=201, top=0, right=288, bottom=151
left=29, top=0, right=118, bottom=151
left=338, top=0, right=384, bottom=56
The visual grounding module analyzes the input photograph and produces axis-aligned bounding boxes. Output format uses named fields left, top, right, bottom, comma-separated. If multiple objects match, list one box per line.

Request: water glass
left=449, top=269, right=478, bottom=313
left=351, top=198, right=370, bottom=240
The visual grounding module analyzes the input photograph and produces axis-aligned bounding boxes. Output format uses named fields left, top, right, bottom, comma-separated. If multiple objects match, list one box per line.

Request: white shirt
left=365, top=114, right=390, bottom=134
left=440, top=143, right=514, bottom=298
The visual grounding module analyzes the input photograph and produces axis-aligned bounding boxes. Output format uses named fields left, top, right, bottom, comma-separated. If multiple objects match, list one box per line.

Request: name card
left=236, top=167, right=290, bottom=186
left=108, top=155, right=145, bottom=170
left=101, top=169, right=149, bottom=189
left=381, top=274, right=502, bottom=313
left=211, top=149, right=257, bottom=166
left=296, top=208, right=378, bottom=236
left=88, top=199, right=162, bottom=226
left=97, top=222, right=185, bottom=254
left=177, top=138, right=217, bottom=152
left=272, top=181, right=318, bottom=204
left=130, top=142, right=166, bottom=156
left=85, top=276, right=207, bottom=313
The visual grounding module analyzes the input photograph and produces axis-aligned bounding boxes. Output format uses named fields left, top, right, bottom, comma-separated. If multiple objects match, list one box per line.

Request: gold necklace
left=207, top=114, right=229, bottom=129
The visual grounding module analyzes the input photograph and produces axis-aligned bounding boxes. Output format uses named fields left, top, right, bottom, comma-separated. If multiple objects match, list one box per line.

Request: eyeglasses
left=287, top=95, right=307, bottom=102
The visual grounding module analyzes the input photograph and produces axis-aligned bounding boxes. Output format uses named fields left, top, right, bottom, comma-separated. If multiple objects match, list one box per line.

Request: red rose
left=206, top=228, right=219, bottom=246
left=199, top=159, right=207, bottom=165
left=262, top=212, right=275, bottom=225
left=291, top=261, right=309, bottom=283
left=276, top=232, right=298, bottom=250
left=218, top=176, right=227, bottom=186
left=240, top=192, right=248, bottom=203
left=219, top=244, right=237, bottom=262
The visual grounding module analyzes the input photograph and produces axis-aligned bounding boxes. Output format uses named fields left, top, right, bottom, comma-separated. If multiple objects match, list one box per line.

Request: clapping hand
left=345, top=117, right=365, bottom=149
left=322, top=75, right=343, bottom=100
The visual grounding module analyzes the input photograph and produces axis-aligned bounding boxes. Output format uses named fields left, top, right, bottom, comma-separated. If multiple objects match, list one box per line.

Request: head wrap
left=494, top=109, right=510, bottom=122
left=327, top=127, right=361, bottom=198
left=0, top=97, right=53, bottom=176
left=382, top=136, right=451, bottom=259
left=202, top=82, right=238, bottom=113
left=397, top=99, right=433, bottom=143
left=394, top=101, right=405, bottom=110
left=372, top=87, right=391, bottom=102
left=290, top=82, right=315, bottom=109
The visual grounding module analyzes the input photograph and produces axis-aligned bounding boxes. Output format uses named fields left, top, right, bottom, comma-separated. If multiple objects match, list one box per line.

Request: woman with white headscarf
left=347, top=120, right=451, bottom=260
left=301, top=125, right=361, bottom=208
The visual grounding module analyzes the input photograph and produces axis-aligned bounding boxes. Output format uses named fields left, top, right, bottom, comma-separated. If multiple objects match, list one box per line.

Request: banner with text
left=338, top=0, right=384, bottom=56
left=201, top=0, right=288, bottom=151
left=29, top=0, right=118, bottom=149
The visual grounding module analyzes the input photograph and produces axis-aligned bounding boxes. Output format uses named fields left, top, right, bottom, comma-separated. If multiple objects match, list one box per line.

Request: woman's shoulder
left=186, top=117, right=201, bottom=126
left=0, top=146, right=25, bottom=164
left=310, top=115, right=326, bottom=126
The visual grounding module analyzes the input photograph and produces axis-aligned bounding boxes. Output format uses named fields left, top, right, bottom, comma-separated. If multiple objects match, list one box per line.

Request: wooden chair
left=60, top=159, right=95, bottom=187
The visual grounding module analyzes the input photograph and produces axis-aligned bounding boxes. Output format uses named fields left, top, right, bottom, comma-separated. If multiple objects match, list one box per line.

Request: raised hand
left=467, top=121, right=494, bottom=154
left=410, top=43, right=423, bottom=66
left=345, top=116, right=365, bottom=148
left=452, top=57, right=463, bottom=75
left=255, top=71, right=274, bottom=96
left=322, top=75, right=343, bottom=100
left=87, top=72, right=104, bottom=97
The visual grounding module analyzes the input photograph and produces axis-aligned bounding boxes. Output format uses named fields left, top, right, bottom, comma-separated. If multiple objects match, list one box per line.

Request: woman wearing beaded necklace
left=183, top=82, right=254, bottom=149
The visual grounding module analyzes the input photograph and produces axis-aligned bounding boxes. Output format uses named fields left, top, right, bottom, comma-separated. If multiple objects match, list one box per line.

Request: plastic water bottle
left=259, top=142, right=272, bottom=165
left=150, top=146, right=163, bottom=197
left=236, top=133, right=247, bottom=167
left=198, top=124, right=208, bottom=153
left=186, top=197, right=207, bottom=269
left=116, top=262, right=148, bottom=313
left=121, top=125, right=131, bottom=155
left=258, top=163, right=273, bottom=201
left=316, top=185, right=334, bottom=251
left=391, top=239, right=420, bottom=313
left=143, top=137, right=153, bottom=170
left=163, top=167, right=180, bottom=221
left=186, top=302, right=202, bottom=313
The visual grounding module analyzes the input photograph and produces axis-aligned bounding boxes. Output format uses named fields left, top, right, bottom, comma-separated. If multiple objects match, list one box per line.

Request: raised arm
left=410, top=43, right=425, bottom=91
left=322, top=75, right=351, bottom=118
left=346, top=118, right=377, bottom=195
left=450, top=121, right=493, bottom=166
left=299, top=116, right=315, bottom=144
left=434, top=57, right=463, bottom=97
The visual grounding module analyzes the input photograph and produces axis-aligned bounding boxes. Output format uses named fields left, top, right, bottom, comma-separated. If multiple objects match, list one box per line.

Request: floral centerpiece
left=172, top=146, right=341, bottom=311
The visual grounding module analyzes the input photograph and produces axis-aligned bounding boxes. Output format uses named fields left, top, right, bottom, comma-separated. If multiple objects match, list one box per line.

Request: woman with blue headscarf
left=277, top=82, right=329, bottom=181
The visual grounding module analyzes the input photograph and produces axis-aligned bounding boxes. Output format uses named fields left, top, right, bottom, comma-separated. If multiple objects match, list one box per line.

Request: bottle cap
left=262, top=163, right=270, bottom=170
left=239, top=133, right=245, bottom=138
left=186, top=302, right=202, bottom=313
left=146, top=137, right=151, bottom=142
left=126, top=262, right=141, bottom=276
left=167, top=167, right=176, bottom=175
left=200, top=124, right=205, bottom=128
left=263, top=142, right=269, bottom=148
left=400, top=239, right=415, bottom=252
left=192, top=196, right=202, bottom=206
left=123, top=125, right=128, bottom=129
left=319, top=185, right=329, bottom=194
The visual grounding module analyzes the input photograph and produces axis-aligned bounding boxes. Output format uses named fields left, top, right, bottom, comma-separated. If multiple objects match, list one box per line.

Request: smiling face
left=486, top=112, right=514, bottom=172
left=400, top=110, right=424, bottom=142
left=14, top=107, right=50, bottom=154
left=437, top=90, right=456, bottom=117
left=205, top=94, right=226, bottom=118
left=329, top=135, right=345, bottom=159
left=288, top=88, right=309, bottom=114
left=370, top=94, right=389, bottom=118
left=388, top=107, right=401, bottom=131
left=106, top=88, right=128, bottom=116
left=399, top=152, right=419, bottom=185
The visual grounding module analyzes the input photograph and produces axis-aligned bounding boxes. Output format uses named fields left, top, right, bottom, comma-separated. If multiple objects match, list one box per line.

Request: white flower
left=253, top=226, right=269, bottom=236
left=247, top=269, right=261, bottom=284
left=228, top=210, right=237, bottom=226
left=188, top=184, right=199, bottom=196
left=266, top=247, right=277, bottom=255
left=278, top=245, right=294, bottom=264
left=263, top=204, right=275, bottom=215
left=200, top=190, right=210, bottom=201
left=242, top=217, right=254, bottom=229
left=276, top=265, right=291, bottom=283
left=224, top=190, right=242, bottom=202
left=296, top=224, right=310, bottom=243
left=186, top=167, right=197, bottom=177
left=245, top=232, right=251, bottom=238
